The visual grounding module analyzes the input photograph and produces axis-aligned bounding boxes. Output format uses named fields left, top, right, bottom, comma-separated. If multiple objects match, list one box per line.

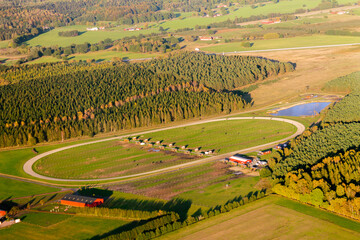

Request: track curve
left=23, top=117, right=305, bottom=182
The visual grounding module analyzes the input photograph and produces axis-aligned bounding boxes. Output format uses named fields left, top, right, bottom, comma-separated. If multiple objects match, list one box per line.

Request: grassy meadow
left=201, top=34, right=360, bottom=53
left=0, top=177, right=59, bottom=200
left=158, top=196, right=360, bottom=240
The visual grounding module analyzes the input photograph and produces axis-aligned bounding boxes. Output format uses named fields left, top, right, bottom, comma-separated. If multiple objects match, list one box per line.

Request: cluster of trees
left=273, top=147, right=360, bottom=219
left=143, top=52, right=295, bottom=90
left=58, top=30, right=79, bottom=37
left=115, top=36, right=182, bottom=53
left=74, top=206, right=168, bottom=220
left=103, top=190, right=267, bottom=240
left=17, top=38, right=113, bottom=63
left=269, top=88, right=360, bottom=219
left=323, top=93, right=360, bottom=124
left=271, top=122, right=360, bottom=178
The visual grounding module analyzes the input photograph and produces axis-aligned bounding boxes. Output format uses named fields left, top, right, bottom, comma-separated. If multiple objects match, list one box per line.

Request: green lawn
left=69, top=50, right=157, bottom=61
left=0, top=215, right=129, bottom=240
left=26, top=56, right=62, bottom=64
left=201, top=34, right=360, bottom=53
left=158, top=195, right=360, bottom=240
left=0, top=177, right=59, bottom=200
left=142, top=119, right=296, bottom=154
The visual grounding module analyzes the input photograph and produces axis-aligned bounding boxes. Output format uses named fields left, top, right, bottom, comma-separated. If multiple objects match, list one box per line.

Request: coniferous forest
left=0, top=52, right=294, bottom=147
left=269, top=86, right=360, bottom=220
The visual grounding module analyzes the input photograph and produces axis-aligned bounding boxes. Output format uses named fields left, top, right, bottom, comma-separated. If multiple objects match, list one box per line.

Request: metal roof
left=61, top=194, right=102, bottom=204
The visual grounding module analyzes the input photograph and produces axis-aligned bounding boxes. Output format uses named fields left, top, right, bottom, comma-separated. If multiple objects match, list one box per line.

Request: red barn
left=0, top=209, right=6, bottom=218
left=60, top=194, right=104, bottom=207
left=229, top=155, right=252, bottom=164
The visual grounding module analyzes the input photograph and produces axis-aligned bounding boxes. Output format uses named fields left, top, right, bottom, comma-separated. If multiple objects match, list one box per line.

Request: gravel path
left=23, top=117, right=305, bottom=182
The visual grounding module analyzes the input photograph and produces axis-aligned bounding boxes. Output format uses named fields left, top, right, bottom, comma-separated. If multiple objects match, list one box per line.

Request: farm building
left=0, top=209, right=6, bottom=218
left=60, top=194, right=104, bottom=207
left=229, top=154, right=253, bottom=164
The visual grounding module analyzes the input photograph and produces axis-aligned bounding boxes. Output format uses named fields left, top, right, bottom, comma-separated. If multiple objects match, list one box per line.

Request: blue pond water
left=271, top=102, right=332, bottom=117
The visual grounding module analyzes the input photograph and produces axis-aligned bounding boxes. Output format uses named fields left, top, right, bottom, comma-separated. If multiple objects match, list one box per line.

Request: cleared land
left=33, top=119, right=295, bottom=180
left=236, top=45, right=360, bottom=106
left=201, top=35, right=360, bottom=53
left=0, top=177, right=59, bottom=200
left=158, top=196, right=360, bottom=240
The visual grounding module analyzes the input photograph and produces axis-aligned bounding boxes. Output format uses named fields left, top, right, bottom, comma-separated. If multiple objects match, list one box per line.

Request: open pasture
left=201, top=34, right=360, bottom=53
left=158, top=196, right=360, bottom=240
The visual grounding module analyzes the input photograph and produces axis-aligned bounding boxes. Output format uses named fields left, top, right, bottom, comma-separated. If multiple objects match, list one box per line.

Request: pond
left=271, top=102, right=332, bottom=117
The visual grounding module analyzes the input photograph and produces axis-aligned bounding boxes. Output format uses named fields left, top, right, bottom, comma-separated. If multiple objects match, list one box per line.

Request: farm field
left=159, top=0, right=357, bottom=31
left=26, top=25, right=158, bottom=47
left=0, top=177, right=59, bottom=200
left=107, top=161, right=262, bottom=206
left=158, top=196, right=360, bottom=240
left=33, top=119, right=296, bottom=180
left=201, top=35, right=360, bottom=53
left=0, top=214, right=129, bottom=240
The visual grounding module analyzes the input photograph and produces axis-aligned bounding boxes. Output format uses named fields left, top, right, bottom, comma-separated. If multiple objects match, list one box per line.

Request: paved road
left=23, top=117, right=305, bottom=182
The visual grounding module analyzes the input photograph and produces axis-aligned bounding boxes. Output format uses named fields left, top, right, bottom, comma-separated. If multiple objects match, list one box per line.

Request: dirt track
left=23, top=117, right=305, bottom=182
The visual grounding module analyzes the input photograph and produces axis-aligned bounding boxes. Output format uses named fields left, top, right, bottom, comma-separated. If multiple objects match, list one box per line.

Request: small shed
left=60, top=194, right=104, bottom=208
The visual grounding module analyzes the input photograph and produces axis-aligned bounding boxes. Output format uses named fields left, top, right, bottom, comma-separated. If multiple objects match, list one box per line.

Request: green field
left=201, top=34, right=360, bottom=53
left=34, top=139, right=195, bottom=179
left=26, top=25, right=159, bottom=47
left=0, top=40, right=9, bottom=49
left=159, top=0, right=357, bottom=30
left=0, top=177, right=59, bottom=200
left=22, top=212, right=73, bottom=227
left=158, top=196, right=360, bottom=240
left=33, top=119, right=295, bottom=180
left=0, top=214, right=129, bottom=240
left=142, top=119, right=296, bottom=153
left=178, top=176, right=261, bottom=207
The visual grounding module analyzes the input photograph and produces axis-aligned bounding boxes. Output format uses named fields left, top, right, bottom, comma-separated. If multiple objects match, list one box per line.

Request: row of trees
left=114, top=36, right=182, bottom=53
left=103, top=190, right=267, bottom=240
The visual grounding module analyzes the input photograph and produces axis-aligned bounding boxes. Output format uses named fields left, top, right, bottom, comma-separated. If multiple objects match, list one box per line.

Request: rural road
left=23, top=117, right=305, bottom=182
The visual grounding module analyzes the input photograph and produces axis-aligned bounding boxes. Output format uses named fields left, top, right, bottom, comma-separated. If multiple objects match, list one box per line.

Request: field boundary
left=23, top=117, right=305, bottom=182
